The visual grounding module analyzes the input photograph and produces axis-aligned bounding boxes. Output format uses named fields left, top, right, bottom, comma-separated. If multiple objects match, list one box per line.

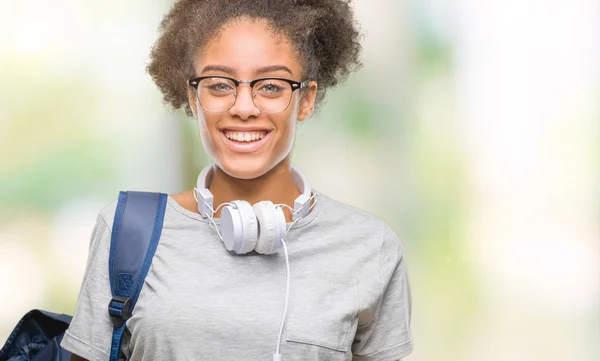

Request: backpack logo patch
left=117, top=273, right=134, bottom=294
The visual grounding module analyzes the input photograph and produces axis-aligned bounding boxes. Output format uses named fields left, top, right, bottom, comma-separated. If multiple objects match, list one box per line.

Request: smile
left=220, top=129, right=272, bottom=153
left=224, top=130, right=268, bottom=142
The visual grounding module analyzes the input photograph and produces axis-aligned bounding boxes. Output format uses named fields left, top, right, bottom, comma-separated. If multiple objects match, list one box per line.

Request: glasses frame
left=188, top=75, right=310, bottom=114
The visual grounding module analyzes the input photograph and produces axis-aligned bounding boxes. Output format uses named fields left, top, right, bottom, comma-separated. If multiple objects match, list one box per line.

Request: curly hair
left=146, top=0, right=363, bottom=116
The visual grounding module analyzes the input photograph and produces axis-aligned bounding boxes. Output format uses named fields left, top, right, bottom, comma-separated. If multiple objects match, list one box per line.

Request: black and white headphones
left=193, top=163, right=317, bottom=360
left=194, top=163, right=315, bottom=255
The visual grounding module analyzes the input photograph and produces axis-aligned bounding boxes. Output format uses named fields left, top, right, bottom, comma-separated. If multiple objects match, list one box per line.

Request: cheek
left=275, top=111, right=299, bottom=149
left=196, top=113, right=221, bottom=148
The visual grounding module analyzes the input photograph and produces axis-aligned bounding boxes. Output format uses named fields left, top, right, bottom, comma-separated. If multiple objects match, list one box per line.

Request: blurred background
left=1, top=0, right=598, bottom=360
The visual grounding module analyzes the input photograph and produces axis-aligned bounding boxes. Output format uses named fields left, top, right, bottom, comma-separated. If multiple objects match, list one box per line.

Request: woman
left=62, top=0, right=413, bottom=360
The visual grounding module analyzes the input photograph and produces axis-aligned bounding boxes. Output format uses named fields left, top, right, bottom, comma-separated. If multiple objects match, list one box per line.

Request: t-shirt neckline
left=166, top=190, right=323, bottom=230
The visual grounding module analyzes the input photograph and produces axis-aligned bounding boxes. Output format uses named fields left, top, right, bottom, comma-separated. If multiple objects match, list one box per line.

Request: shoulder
left=169, top=190, right=198, bottom=214
left=96, top=191, right=196, bottom=231
left=316, top=191, right=387, bottom=227
left=96, top=198, right=119, bottom=232
left=314, top=190, right=403, bottom=254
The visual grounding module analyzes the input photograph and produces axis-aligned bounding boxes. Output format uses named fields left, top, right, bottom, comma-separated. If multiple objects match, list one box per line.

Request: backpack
left=0, top=191, right=168, bottom=361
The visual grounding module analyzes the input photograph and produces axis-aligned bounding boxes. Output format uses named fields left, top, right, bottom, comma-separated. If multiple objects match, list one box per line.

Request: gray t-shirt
left=61, top=190, right=413, bottom=361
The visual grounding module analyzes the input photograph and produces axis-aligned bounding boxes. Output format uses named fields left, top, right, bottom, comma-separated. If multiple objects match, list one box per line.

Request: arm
left=60, top=212, right=116, bottom=361
left=352, top=224, right=413, bottom=360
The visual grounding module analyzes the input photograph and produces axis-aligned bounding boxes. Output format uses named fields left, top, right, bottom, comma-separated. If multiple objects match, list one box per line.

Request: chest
left=124, top=238, right=363, bottom=361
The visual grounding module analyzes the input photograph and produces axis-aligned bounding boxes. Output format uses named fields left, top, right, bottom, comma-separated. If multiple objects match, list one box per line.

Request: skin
left=172, top=17, right=317, bottom=221
left=69, top=18, right=404, bottom=361
left=70, top=17, right=317, bottom=361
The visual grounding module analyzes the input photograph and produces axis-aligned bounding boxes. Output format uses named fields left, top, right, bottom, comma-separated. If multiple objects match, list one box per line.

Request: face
left=188, top=17, right=317, bottom=180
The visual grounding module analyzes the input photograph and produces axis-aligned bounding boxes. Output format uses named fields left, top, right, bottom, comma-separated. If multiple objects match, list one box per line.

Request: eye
left=208, top=82, right=233, bottom=92
left=255, top=79, right=288, bottom=97
left=201, top=78, right=236, bottom=94
left=260, top=83, right=283, bottom=93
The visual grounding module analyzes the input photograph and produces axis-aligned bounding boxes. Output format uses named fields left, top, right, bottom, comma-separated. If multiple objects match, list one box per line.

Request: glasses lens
left=198, top=77, right=236, bottom=112
left=253, top=79, right=293, bottom=113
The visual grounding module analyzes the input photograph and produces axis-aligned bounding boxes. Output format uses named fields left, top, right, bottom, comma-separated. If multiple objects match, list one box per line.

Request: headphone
left=194, top=163, right=313, bottom=255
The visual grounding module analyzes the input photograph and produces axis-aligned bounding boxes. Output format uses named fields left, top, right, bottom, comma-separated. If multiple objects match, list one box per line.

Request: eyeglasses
left=188, top=76, right=310, bottom=114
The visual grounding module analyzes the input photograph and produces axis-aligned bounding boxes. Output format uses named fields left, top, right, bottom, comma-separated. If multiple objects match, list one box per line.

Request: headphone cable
left=273, top=238, right=290, bottom=361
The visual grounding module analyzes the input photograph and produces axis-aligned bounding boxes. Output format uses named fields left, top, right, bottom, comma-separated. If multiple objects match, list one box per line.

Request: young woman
left=62, top=1, right=413, bottom=360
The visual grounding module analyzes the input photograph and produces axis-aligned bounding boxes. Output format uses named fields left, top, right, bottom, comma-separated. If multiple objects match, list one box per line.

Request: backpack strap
left=107, top=191, right=168, bottom=361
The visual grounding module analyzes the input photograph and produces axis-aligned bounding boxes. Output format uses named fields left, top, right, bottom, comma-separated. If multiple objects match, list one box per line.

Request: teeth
left=224, top=131, right=267, bottom=142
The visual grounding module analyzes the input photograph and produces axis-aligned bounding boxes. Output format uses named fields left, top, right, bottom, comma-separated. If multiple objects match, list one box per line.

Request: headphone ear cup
left=221, top=200, right=257, bottom=254
left=253, top=201, right=286, bottom=255
left=238, top=200, right=258, bottom=254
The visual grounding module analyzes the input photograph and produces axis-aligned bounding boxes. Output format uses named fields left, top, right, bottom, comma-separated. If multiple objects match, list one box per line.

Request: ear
left=297, top=81, right=318, bottom=121
left=187, top=85, right=199, bottom=119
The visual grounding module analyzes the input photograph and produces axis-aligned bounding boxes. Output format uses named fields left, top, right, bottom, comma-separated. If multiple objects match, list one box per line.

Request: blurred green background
left=1, top=1, right=599, bottom=360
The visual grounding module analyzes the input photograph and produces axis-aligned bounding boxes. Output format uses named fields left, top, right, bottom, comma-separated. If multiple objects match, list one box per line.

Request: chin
left=216, top=157, right=273, bottom=180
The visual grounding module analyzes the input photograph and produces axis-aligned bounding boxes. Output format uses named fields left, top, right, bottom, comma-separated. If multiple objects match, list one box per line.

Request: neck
left=208, top=158, right=303, bottom=222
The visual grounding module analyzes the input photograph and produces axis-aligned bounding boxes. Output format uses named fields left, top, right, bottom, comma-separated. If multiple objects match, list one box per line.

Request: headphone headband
left=195, top=164, right=312, bottom=221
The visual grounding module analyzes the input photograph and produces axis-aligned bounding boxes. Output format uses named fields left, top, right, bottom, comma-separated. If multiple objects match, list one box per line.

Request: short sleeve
left=352, top=224, right=413, bottom=360
left=60, top=212, right=115, bottom=361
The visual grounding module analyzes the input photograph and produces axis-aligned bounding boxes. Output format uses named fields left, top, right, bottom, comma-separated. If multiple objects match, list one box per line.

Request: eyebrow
left=201, top=65, right=236, bottom=75
left=200, top=65, right=294, bottom=77
left=256, top=65, right=293, bottom=76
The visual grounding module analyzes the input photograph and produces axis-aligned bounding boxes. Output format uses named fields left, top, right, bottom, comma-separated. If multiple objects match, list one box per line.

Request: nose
left=228, top=84, right=260, bottom=120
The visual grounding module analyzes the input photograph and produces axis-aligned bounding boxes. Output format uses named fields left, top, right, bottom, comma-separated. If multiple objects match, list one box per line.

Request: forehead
left=194, top=18, right=301, bottom=77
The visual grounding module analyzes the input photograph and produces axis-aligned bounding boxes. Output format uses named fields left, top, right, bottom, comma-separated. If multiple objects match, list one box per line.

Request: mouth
left=219, top=129, right=273, bottom=153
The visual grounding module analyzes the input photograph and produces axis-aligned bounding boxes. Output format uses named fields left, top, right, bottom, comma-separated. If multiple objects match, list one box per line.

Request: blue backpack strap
left=107, top=191, right=168, bottom=361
